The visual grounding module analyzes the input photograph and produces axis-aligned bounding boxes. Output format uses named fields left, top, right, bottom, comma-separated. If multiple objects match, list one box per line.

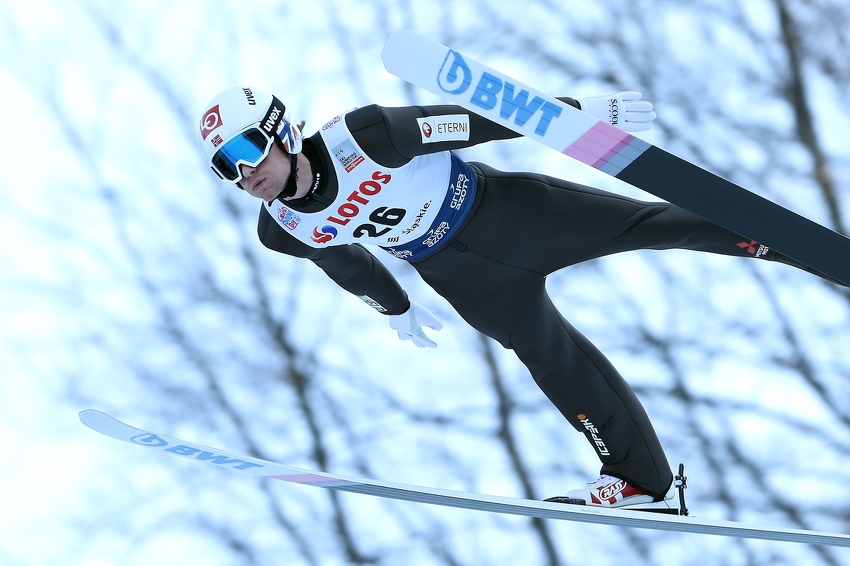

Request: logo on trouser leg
left=577, top=414, right=610, bottom=456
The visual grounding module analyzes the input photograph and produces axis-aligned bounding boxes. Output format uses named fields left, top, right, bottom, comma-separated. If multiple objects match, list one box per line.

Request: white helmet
left=197, top=86, right=303, bottom=186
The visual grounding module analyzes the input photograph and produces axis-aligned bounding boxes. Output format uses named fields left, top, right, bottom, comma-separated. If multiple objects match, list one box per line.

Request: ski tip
left=79, top=409, right=125, bottom=433
left=79, top=409, right=144, bottom=442
left=381, top=30, right=441, bottom=76
left=381, top=29, right=414, bottom=73
left=382, top=29, right=416, bottom=51
left=79, top=408, right=107, bottom=428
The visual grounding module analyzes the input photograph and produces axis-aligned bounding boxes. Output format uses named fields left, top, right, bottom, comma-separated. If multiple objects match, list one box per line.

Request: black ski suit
left=256, top=101, right=834, bottom=499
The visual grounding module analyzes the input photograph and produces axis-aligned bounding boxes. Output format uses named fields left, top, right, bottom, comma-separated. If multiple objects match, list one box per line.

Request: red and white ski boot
left=546, top=474, right=678, bottom=514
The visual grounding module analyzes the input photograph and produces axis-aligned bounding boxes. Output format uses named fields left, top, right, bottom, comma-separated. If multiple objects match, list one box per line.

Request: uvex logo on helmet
left=258, top=96, right=301, bottom=154
left=263, top=105, right=283, bottom=134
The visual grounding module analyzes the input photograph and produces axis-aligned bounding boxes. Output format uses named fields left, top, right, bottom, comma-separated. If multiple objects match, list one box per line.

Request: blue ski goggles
left=210, top=127, right=274, bottom=183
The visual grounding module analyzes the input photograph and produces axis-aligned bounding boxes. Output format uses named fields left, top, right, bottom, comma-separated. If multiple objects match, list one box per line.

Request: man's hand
left=388, top=302, right=443, bottom=348
left=578, top=91, right=656, bottom=132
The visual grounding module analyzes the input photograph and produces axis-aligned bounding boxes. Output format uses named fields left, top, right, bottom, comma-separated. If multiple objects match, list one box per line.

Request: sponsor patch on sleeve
left=357, top=295, right=387, bottom=312
left=417, top=114, right=470, bottom=143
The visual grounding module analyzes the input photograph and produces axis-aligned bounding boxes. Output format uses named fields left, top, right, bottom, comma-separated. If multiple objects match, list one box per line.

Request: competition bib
left=265, top=109, right=477, bottom=261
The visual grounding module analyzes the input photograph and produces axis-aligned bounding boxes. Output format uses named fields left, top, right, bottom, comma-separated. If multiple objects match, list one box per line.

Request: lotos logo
left=200, top=104, right=223, bottom=140
left=437, top=49, right=562, bottom=137
left=312, top=225, right=338, bottom=243
left=325, top=171, right=392, bottom=226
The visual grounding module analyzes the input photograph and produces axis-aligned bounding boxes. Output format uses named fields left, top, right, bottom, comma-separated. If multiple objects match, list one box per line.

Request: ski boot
left=545, top=463, right=689, bottom=515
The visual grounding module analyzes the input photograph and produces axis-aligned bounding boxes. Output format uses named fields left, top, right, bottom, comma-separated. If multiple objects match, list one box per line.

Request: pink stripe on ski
left=267, top=472, right=356, bottom=486
left=562, top=122, right=636, bottom=169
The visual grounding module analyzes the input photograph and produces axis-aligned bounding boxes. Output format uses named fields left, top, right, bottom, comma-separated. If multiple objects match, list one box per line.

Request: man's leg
left=414, top=247, right=673, bottom=499
left=467, top=162, right=846, bottom=286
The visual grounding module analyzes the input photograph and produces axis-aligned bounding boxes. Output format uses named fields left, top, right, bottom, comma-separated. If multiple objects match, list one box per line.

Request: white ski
left=380, top=29, right=850, bottom=286
left=80, top=409, right=850, bottom=547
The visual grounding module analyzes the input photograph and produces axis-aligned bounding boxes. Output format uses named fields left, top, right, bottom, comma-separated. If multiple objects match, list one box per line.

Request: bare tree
left=8, top=1, right=850, bottom=565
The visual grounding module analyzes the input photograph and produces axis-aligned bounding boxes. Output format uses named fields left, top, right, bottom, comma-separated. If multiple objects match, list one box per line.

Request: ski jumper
left=256, top=101, right=835, bottom=500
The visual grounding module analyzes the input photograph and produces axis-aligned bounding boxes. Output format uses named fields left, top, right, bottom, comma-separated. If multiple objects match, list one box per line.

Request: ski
left=80, top=409, right=850, bottom=547
left=381, top=30, right=850, bottom=286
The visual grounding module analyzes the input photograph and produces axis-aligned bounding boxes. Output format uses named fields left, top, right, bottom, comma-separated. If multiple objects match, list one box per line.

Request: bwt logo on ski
left=130, top=433, right=265, bottom=470
left=437, top=50, right=562, bottom=137
left=131, top=432, right=168, bottom=447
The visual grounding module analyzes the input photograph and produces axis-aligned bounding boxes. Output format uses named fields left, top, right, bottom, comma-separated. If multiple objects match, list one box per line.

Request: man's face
left=238, top=142, right=290, bottom=201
